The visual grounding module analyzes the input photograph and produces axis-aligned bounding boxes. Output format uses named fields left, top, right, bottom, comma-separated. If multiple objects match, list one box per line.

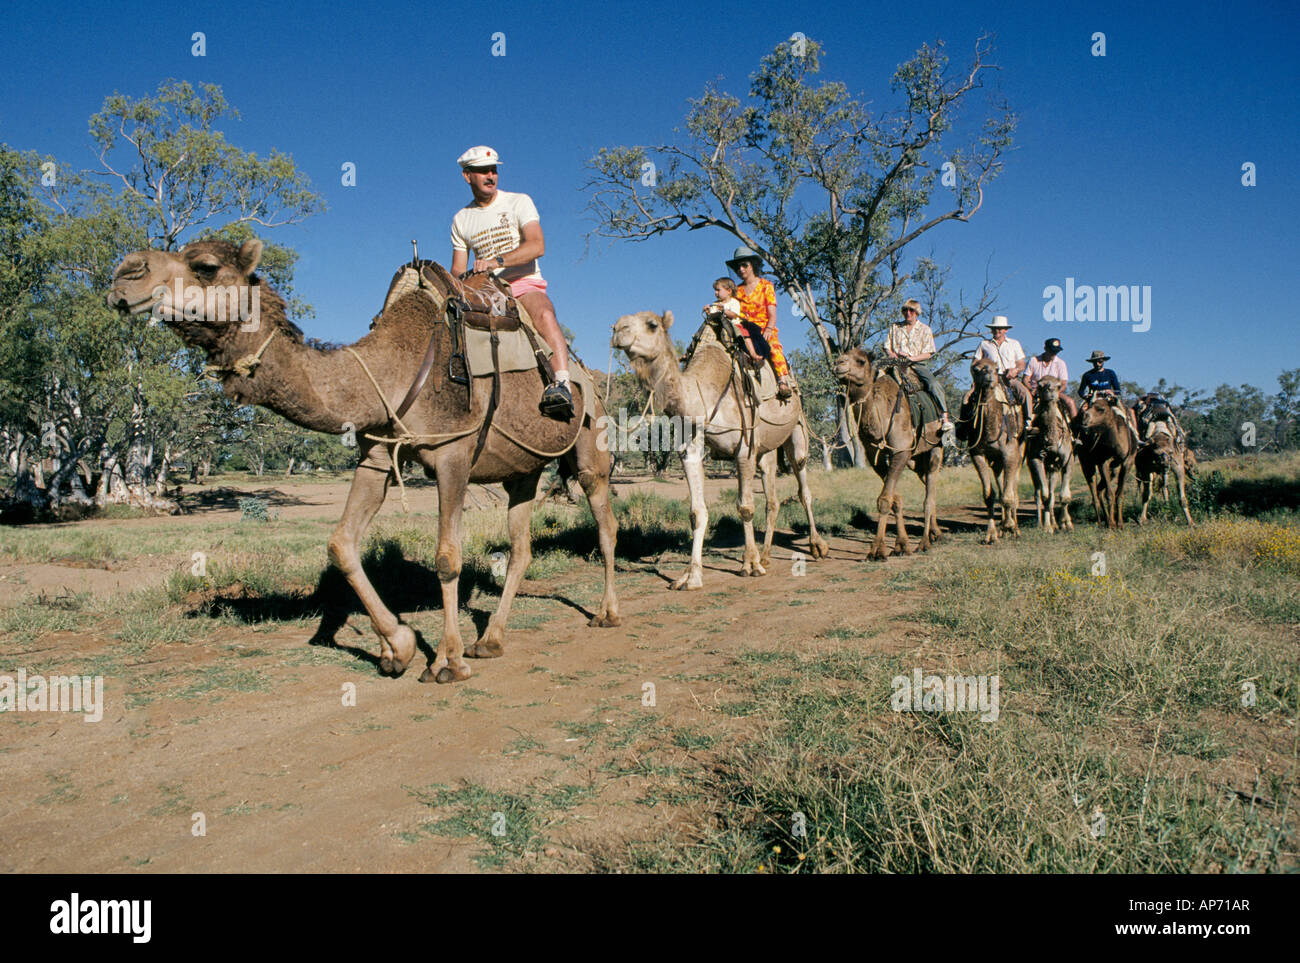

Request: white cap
left=457, top=145, right=501, bottom=169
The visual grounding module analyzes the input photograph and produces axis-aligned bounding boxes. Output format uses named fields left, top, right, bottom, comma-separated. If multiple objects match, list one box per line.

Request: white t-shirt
left=976, top=337, right=1025, bottom=374
left=450, top=190, right=543, bottom=283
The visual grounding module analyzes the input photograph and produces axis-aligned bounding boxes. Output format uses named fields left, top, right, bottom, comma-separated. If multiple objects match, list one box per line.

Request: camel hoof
left=810, top=538, right=830, bottom=560
left=467, top=638, right=504, bottom=659
left=589, top=613, right=623, bottom=628
left=419, top=660, right=471, bottom=684
left=759, top=552, right=772, bottom=569
left=386, top=625, right=416, bottom=675
left=436, top=661, right=472, bottom=684
left=669, top=573, right=703, bottom=591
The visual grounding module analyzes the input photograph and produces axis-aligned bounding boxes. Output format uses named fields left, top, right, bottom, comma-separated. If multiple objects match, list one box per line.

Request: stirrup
left=539, top=381, right=574, bottom=420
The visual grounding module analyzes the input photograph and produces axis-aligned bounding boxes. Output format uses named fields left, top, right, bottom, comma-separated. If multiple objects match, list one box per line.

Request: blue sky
left=2, top=0, right=1297, bottom=394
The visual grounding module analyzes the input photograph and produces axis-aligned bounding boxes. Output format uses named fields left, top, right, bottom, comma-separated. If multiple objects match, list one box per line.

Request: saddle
left=881, top=361, right=940, bottom=437
left=688, top=314, right=788, bottom=410
left=367, top=257, right=598, bottom=475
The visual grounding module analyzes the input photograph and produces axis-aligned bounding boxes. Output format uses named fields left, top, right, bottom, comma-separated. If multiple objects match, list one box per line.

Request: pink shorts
left=508, top=277, right=548, bottom=299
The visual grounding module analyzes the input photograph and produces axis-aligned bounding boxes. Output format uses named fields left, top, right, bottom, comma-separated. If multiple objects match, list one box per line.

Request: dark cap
left=1044, top=338, right=1061, bottom=353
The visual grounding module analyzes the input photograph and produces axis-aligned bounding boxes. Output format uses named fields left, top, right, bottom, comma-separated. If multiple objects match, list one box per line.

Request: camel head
left=970, top=357, right=999, bottom=391
left=833, top=347, right=875, bottom=399
left=106, top=239, right=268, bottom=350
left=1035, top=376, right=1063, bottom=409
left=1080, top=394, right=1120, bottom=432
left=611, top=310, right=673, bottom=364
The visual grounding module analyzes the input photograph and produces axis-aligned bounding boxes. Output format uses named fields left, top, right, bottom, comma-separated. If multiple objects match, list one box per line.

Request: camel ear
left=237, top=239, right=264, bottom=275
left=662, top=310, right=674, bottom=329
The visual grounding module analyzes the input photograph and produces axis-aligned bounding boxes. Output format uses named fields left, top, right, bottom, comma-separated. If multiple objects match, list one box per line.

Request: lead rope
left=202, top=328, right=279, bottom=381
left=345, top=346, right=483, bottom=512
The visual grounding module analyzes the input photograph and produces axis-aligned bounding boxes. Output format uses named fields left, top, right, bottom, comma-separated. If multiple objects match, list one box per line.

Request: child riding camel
left=704, top=276, right=768, bottom=365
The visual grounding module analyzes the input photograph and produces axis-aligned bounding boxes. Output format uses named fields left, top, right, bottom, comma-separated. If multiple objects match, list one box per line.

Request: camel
left=1136, top=422, right=1195, bottom=526
left=107, top=238, right=621, bottom=685
left=1077, top=395, right=1137, bottom=529
left=963, top=358, right=1028, bottom=544
left=832, top=348, right=942, bottom=560
left=611, top=311, right=828, bottom=589
left=1025, top=377, right=1073, bottom=533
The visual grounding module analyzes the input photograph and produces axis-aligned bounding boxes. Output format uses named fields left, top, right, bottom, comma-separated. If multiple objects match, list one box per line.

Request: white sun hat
left=986, top=315, right=1013, bottom=329
left=456, top=146, right=501, bottom=169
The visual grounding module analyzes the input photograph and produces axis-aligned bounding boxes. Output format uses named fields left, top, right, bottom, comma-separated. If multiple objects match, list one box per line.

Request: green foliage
left=1, top=79, right=327, bottom=507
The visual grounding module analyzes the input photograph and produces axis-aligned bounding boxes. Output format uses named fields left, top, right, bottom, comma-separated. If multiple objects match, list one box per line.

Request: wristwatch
left=495, top=255, right=505, bottom=268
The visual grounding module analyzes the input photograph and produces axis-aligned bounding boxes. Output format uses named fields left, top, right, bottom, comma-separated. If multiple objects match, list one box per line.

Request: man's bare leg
left=517, top=290, right=571, bottom=377
left=517, top=290, right=573, bottom=417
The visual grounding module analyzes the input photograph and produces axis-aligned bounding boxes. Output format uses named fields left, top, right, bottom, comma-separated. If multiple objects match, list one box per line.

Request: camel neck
left=207, top=304, right=388, bottom=436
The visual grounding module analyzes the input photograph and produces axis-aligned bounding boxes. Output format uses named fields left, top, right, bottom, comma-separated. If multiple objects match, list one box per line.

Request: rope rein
left=203, top=328, right=280, bottom=381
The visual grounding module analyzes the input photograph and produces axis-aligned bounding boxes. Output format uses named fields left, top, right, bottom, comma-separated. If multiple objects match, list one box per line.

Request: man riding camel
left=1076, top=349, right=1139, bottom=436
left=884, top=298, right=954, bottom=436
left=1135, top=391, right=1187, bottom=447
left=958, top=316, right=1033, bottom=439
left=1024, top=337, right=1078, bottom=420
left=449, top=145, right=574, bottom=420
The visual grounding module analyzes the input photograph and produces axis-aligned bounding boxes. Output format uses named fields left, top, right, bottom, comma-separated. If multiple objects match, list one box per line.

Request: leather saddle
left=378, top=260, right=522, bottom=332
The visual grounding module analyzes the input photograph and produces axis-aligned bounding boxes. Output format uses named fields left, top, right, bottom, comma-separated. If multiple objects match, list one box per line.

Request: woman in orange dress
left=727, top=246, right=792, bottom=399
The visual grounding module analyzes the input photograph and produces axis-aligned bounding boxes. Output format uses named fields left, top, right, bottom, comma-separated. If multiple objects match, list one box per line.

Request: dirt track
left=0, top=474, right=994, bottom=872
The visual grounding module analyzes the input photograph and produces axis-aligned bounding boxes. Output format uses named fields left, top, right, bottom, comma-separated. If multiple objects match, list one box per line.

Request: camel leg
left=1028, top=458, right=1051, bottom=532
left=1058, top=463, right=1074, bottom=532
left=670, top=431, right=707, bottom=590
left=419, top=455, right=472, bottom=685
left=786, top=425, right=828, bottom=559
left=972, top=454, right=999, bottom=544
left=327, top=455, right=416, bottom=676
left=1173, top=461, right=1195, bottom=527
left=571, top=442, right=623, bottom=625
left=1138, top=475, right=1152, bottom=525
left=1113, top=460, right=1129, bottom=530
left=737, top=445, right=767, bottom=577
left=757, top=448, right=777, bottom=570
left=891, top=489, right=911, bottom=555
left=918, top=450, right=941, bottom=551
left=1003, top=447, right=1024, bottom=538
left=870, top=454, right=910, bottom=559
left=1082, top=460, right=1104, bottom=527
left=468, top=470, right=542, bottom=659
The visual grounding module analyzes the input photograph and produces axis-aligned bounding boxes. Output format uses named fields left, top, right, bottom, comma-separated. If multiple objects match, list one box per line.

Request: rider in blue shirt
left=1078, top=350, right=1121, bottom=400
left=1076, top=349, right=1137, bottom=437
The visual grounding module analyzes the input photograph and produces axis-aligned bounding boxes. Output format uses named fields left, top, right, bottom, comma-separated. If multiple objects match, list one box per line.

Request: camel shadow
left=177, top=537, right=595, bottom=664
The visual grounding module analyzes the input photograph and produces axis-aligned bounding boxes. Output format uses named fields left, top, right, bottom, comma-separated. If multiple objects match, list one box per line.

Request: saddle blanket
left=464, top=327, right=596, bottom=421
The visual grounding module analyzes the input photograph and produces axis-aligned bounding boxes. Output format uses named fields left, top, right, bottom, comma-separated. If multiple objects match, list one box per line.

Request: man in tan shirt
left=885, top=299, right=953, bottom=433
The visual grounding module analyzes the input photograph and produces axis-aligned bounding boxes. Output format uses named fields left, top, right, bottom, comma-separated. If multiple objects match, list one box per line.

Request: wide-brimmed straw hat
left=1086, top=349, right=1110, bottom=363
left=725, top=246, right=764, bottom=273
left=986, top=316, right=1012, bottom=329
